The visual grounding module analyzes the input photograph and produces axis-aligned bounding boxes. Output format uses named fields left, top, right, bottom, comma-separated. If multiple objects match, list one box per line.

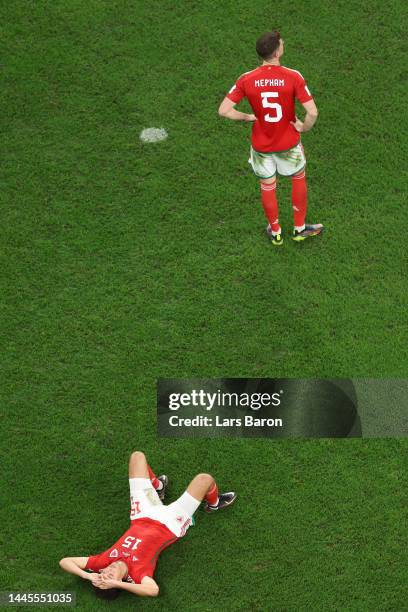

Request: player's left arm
left=218, top=97, right=256, bottom=122
left=291, top=99, right=318, bottom=133
left=291, top=73, right=318, bottom=133
left=96, top=575, right=159, bottom=597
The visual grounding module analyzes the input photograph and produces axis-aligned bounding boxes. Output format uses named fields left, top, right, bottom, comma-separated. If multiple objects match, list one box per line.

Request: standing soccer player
left=218, top=30, right=323, bottom=245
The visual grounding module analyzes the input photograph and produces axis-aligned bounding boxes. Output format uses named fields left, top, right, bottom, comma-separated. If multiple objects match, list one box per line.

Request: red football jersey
left=227, top=64, right=313, bottom=153
left=85, top=518, right=178, bottom=584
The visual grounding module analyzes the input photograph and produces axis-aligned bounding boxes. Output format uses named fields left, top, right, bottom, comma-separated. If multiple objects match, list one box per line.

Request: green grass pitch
left=2, top=1, right=408, bottom=609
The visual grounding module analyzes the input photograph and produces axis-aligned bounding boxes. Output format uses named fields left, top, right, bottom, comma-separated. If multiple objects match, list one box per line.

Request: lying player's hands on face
left=87, top=573, right=102, bottom=584
left=99, top=577, right=121, bottom=589
left=290, top=118, right=304, bottom=132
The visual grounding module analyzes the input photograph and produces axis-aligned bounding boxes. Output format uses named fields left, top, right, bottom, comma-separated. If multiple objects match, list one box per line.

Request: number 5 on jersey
left=261, top=92, right=283, bottom=123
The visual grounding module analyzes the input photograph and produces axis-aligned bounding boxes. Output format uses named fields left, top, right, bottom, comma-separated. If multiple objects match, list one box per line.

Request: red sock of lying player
left=260, top=181, right=281, bottom=234
left=291, top=171, right=307, bottom=230
left=205, top=482, right=219, bottom=507
left=148, top=465, right=162, bottom=490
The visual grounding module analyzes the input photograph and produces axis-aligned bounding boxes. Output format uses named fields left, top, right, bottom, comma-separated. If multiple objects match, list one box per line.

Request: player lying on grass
left=218, top=30, right=323, bottom=245
left=59, top=450, right=236, bottom=599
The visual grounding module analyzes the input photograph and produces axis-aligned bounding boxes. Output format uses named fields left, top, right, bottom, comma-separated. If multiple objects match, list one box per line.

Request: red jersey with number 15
left=85, top=518, right=178, bottom=584
left=227, top=64, right=313, bottom=153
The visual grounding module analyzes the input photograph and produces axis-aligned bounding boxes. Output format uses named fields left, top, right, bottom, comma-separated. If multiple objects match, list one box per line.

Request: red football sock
left=260, top=181, right=281, bottom=233
left=205, top=482, right=219, bottom=507
left=148, top=465, right=161, bottom=490
left=291, top=171, right=307, bottom=229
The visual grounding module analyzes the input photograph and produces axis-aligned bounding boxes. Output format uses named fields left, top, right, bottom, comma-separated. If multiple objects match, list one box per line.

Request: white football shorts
left=249, top=141, right=306, bottom=179
left=129, top=478, right=200, bottom=538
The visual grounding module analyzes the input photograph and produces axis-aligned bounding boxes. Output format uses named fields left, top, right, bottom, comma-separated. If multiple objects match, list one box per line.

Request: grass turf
left=1, top=0, right=408, bottom=609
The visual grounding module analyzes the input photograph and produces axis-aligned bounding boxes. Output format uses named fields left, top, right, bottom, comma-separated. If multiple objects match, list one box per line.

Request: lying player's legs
left=128, top=450, right=150, bottom=479
left=160, top=474, right=237, bottom=537
left=128, top=450, right=164, bottom=490
left=128, top=451, right=167, bottom=519
left=157, top=476, right=210, bottom=538
left=187, top=473, right=217, bottom=503
left=177, top=473, right=237, bottom=515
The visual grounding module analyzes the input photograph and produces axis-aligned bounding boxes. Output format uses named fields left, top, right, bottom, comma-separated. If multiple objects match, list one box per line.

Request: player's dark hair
left=256, top=31, right=281, bottom=60
left=92, top=584, right=121, bottom=601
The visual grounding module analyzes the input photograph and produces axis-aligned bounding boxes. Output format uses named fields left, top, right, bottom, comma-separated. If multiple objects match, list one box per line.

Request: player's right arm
left=59, top=557, right=97, bottom=582
left=218, top=73, right=256, bottom=122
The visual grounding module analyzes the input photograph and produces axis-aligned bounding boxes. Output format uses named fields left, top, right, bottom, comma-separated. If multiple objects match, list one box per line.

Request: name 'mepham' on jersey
left=85, top=518, right=179, bottom=584
left=227, top=65, right=313, bottom=153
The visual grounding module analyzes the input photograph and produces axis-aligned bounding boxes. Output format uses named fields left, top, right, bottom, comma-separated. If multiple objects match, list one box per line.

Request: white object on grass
left=140, top=127, right=168, bottom=143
